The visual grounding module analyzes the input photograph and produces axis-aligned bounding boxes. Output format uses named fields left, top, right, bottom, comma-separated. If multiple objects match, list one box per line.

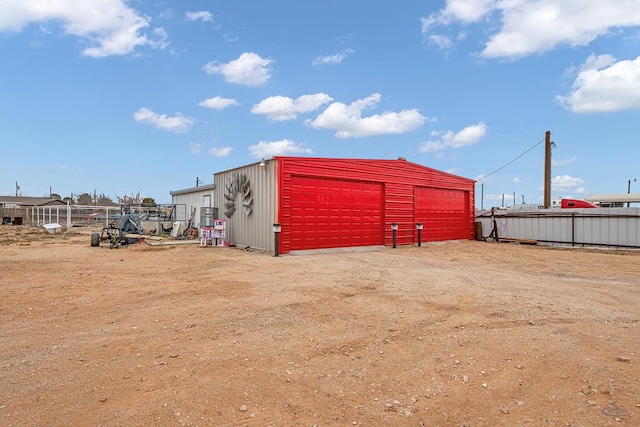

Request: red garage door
left=289, top=176, right=384, bottom=250
left=415, top=187, right=469, bottom=241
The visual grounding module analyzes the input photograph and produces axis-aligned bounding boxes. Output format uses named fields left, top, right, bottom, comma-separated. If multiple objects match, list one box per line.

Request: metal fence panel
left=477, top=208, right=640, bottom=249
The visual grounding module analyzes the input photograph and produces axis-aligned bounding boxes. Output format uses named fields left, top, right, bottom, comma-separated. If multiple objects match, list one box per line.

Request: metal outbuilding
left=174, top=157, right=475, bottom=253
left=169, top=184, right=215, bottom=228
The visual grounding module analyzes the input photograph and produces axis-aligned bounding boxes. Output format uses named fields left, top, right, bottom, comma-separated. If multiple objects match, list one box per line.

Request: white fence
left=23, top=204, right=188, bottom=229
left=476, top=207, right=640, bottom=249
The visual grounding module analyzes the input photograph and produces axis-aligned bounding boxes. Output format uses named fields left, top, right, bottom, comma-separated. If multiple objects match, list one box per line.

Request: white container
left=43, top=223, right=62, bottom=234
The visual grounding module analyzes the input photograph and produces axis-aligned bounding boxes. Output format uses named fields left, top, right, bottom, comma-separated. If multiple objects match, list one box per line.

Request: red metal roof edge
left=274, top=156, right=476, bottom=183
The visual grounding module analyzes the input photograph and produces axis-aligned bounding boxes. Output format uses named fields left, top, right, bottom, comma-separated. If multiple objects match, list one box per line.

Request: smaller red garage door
left=415, top=187, right=469, bottom=241
left=289, top=176, right=384, bottom=250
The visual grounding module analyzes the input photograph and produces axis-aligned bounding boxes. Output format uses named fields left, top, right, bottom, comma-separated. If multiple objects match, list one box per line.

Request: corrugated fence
left=476, top=208, right=640, bottom=249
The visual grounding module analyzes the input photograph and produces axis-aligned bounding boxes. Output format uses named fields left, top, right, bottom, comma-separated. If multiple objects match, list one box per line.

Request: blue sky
left=1, top=1, right=639, bottom=206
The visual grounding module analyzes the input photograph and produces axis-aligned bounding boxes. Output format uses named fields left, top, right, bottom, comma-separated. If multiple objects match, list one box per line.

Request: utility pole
left=544, top=131, right=552, bottom=209
left=15, top=181, right=20, bottom=197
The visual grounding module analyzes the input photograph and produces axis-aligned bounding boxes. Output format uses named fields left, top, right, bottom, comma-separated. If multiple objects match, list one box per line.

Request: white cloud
left=427, top=34, right=453, bottom=50
left=159, top=9, right=173, bottom=19
left=203, top=52, right=274, bottom=87
left=551, top=175, right=584, bottom=190
left=208, top=146, right=232, bottom=157
left=198, top=96, right=238, bottom=110
left=150, top=27, right=169, bottom=50
left=59, top=165, right=84, bottom=171
left=0, top=0, right=166, bottom=57
left=420, top=122, right=486, bottom=152
left=485, top=193, right=511, bottom=201
left=418, top=141, right=446, bottom=153
left=312, top=48, right=354, bottom=66
left=306, top=93, right=426, bottom=138
left=422, top=0, right=494, bottom=30
left=556, top=54, right=640, bottom=113
left=552, top=155, right=577, bottom=166
left=133, top=107, right=195, bottom=133
left=422, top=1, right=640, bottom=59
left=443, top=122, right=487, bottom=147
left=251, top=93, right=333, bottom=121
left=248, top=139, right=313, bottom=158
left=190, top=142, right=204, bottom=155
left=186, top=11, right=213, bottom=22
left=513, top=176, right=522, bottom=183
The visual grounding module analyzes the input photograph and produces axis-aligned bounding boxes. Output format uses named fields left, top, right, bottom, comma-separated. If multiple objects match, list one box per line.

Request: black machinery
left=90, top=206, right=144, bottom=249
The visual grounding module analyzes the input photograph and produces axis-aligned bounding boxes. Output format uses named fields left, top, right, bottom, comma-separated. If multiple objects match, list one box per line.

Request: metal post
left=273, top=223, right=281, bottom=256
left=544, top=131, right=552, bottom=209
left=417, top=222, right=423, bottom=247
left=391, top=223, right=398, bottom=248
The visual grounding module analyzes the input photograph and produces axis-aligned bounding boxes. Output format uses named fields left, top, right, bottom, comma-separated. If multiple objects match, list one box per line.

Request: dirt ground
left=0, top=225, right=639, bottom=427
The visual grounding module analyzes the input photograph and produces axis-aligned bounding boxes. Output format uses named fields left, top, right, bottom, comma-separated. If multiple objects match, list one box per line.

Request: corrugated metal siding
left=213, top=162, right=277, bottom=250
left=476, top=208, right=640, bottom=248
left=171, top=187, right=216, bottom=228
left=384, top=182, right=415, bottom=245
left=277, top=157, right=475, bottom=253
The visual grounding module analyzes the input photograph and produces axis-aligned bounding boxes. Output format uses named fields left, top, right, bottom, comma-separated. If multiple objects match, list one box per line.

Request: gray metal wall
left=476, top=208, right=640, bottom=249
left=213, top=162, right=277, bottom=250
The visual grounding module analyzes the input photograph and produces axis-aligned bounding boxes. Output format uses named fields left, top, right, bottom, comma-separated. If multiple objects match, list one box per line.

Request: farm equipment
left=90, top=211, right=145, bottom=249
left=91, top=223, right=127, bottom=249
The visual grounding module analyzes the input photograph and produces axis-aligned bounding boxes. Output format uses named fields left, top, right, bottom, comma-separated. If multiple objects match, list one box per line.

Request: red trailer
left=560, top=198, right=599, bottom=209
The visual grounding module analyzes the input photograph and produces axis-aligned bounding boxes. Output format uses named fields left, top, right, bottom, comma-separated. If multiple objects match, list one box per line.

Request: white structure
left=169, top=162, right=277, bottom=250
left=585, top=193, right=640, bottom=207
left=169, top=184, right=215, bottom=229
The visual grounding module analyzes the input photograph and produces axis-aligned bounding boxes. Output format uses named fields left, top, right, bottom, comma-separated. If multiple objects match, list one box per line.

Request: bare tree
left=77, top=193, right=93, bottom=205
left=96, top=194, right=117, bottom=206
left=117, top=192, right=142, bottom=205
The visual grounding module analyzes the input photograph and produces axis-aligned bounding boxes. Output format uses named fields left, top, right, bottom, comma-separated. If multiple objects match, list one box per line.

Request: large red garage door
left=289, top=176, right=384, bottom=250
left=415, top=187, right=469, bottom=241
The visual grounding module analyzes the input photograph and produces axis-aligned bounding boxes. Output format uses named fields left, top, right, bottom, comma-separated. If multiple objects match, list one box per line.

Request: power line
left=477, top=138, right=545, bottom=181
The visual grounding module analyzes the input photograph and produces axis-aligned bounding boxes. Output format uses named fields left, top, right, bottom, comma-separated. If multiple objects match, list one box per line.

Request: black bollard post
left=273, top=223, right=281, bottom=256
left=391, top=222, right=398, bottom=249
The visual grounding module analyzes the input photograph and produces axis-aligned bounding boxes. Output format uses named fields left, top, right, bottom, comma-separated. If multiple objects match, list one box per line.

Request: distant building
left=0, top=196, right=66, bottom=208
left=0, top=196, right=66, bottom=225
left=585, top=193, right=640, bottom=207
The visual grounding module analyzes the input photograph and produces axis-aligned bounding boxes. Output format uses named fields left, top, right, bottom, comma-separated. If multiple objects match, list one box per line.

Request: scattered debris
left=601, top=402, right=627, bottom=418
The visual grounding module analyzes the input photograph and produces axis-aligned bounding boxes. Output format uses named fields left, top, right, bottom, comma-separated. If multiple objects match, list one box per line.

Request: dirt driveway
left=1, top=226, right=639, bottom=426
